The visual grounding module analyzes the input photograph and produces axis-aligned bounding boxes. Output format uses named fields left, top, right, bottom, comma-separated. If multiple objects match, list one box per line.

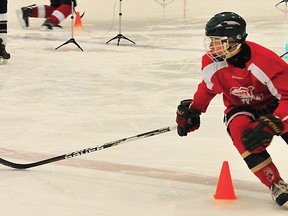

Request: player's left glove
left=241, top=114, right=284, bottom=153
left=176, top=99, right=201, bottom=137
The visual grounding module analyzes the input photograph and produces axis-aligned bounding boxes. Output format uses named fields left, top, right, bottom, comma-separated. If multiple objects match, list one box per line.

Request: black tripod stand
left=106, top=0, right=135, bottom=46
left=275, top=0, right=288, bottom=7
left=55, top=0, right=83, bottom=51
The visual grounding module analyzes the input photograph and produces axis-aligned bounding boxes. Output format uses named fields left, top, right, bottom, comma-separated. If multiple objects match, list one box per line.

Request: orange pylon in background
left=74, top=12, right=82, bottom=30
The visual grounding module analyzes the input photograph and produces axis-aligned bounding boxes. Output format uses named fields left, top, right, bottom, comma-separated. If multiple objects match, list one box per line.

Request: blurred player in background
left=18, top=0, right=77, bottom=30
left=0, top=0, right=10, bottom=64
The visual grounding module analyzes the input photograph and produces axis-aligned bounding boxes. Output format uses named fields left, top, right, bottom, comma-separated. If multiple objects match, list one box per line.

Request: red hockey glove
left=241, top=114, right=284, bottom=153
left=176, top=99, right=201, bottom=137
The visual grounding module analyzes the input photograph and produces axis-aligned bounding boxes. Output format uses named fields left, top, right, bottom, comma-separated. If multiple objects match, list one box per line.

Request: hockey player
left=0, top=0, right=10, bottom=64
left=18, top=0, right=77, bottom=30
left=176, top=12, right=288, bottom=207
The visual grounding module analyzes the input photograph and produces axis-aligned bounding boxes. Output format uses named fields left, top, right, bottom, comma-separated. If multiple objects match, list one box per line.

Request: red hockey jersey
left=190, top=41, right=288, bottom=126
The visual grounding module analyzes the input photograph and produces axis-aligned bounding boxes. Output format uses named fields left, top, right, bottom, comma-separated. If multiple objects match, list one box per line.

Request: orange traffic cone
left=214, top=161, right=237, bottom=200
left=74, top=12, right=82, bottom=30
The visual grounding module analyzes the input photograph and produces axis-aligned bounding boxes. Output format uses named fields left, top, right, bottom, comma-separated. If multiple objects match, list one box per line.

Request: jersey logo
left=230, top=86, right=263, bottom=104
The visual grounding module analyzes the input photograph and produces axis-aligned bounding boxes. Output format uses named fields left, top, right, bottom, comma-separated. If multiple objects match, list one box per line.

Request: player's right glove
left=241, top=114, right=284, bottom=153
left=176, top=99, right=201, bottom=137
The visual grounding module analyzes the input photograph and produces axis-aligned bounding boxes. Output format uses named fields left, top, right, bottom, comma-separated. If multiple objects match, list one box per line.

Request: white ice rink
left=1, top=0, right=288, bottom=215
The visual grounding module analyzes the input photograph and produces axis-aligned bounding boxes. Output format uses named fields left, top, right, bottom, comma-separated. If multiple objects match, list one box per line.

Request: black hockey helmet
left=205, top=12, right=247, bottom=44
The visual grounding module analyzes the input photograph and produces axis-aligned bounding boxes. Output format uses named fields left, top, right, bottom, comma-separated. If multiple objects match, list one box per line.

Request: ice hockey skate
left=270, top=180, right=288, bottom=207
left=40, top=18, right=62, bottom=31
left=0, top=39, right=10, bottom=65
left=16, top=4, right=35, bottom=28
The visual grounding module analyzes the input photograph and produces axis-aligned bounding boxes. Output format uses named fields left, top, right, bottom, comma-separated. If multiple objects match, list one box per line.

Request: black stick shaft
left=275, top=0, right=285, bottom=7
left=0, top=125, right=177, bottom=169
left=280, top=51, right=288, bottom=58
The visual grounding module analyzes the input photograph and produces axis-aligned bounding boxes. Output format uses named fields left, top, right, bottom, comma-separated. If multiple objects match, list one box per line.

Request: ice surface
left=1, top=0, right=288, bottom=215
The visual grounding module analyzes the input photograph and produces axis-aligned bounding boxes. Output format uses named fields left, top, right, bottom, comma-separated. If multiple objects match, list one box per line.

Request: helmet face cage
left=204, top=36, right=241, bottom=62
left=204, top=36, right=229, bottom=62
left=204, top=12, right=247, bottom=62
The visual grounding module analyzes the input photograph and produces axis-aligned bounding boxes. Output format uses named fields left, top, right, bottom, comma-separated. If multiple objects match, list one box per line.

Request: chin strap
left=226, top=43, right=242, bottom=59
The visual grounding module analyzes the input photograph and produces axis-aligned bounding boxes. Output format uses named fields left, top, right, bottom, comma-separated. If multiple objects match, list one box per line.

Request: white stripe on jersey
left=248, top=63, right=281, bottom=100
left=202, top=61, right=228, bottom=90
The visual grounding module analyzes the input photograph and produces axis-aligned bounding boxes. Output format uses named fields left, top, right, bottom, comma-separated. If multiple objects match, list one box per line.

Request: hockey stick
left=0, top=125, right=177, bottom=170
left=280, top=51, right=288, bottom=58
left=80, top=11, right=85, bottom=18
left=275, top=0, right=287, bottom=7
